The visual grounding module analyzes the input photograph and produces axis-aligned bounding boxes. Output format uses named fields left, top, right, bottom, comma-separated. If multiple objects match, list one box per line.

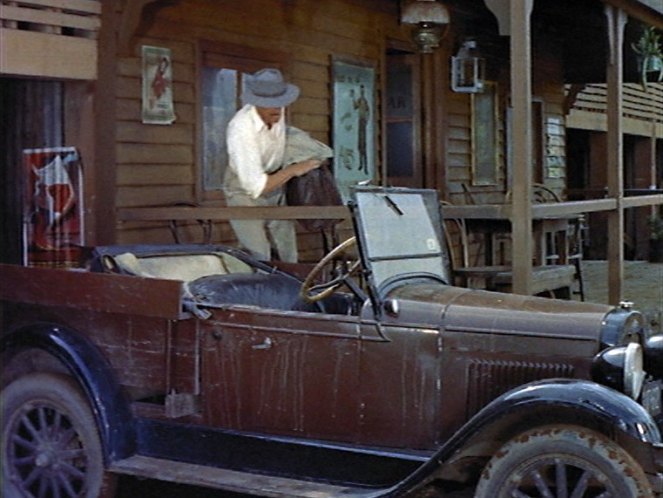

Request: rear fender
left=1, top=323, right=135, bottom=462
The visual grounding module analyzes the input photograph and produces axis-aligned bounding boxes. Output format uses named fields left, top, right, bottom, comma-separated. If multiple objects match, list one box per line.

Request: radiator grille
left=466, top=359, right=575, bottom=416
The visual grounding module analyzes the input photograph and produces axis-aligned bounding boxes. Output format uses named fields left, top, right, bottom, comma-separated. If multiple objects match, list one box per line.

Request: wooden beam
left=118, top=0, right=181, bottom=55
left=117, top=206, right=351, bottom=222
left=605, top=5, right=627, bottom=305
left=93, top=0, right=118, bottom=245
left=509, top=0, right=534, bottom=296
left=603, top=0, right=663, bottom=29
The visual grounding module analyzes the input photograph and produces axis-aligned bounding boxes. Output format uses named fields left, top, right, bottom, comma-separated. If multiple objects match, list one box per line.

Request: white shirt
left=224, top=105, right=286, bottom=199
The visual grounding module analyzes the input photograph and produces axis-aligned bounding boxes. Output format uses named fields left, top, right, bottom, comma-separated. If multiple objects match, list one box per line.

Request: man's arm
left=261, top=159, right=322, bottom=195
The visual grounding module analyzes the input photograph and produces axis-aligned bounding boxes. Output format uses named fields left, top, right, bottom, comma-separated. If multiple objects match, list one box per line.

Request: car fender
left=390, top=378, right=662, bottom=495
left=1, top=323, right=135, bottom=462
left=466, top=378, right=661, bottom=444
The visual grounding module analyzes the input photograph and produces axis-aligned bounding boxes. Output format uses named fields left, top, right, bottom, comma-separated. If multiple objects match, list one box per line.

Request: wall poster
left=332, top=57, right=376, bottom=201
left=142, top=45, right=176, bottom=125
left=22, top=147, right=84, bottom=267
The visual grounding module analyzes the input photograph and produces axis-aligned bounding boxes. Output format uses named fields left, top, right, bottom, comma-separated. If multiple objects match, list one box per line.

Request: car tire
left=1, top=373, right=105, bottom=498
left=475, top=425, right=653, bottom=498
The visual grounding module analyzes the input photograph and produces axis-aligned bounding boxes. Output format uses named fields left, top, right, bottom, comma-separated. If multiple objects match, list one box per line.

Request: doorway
left=0, top=79, right=64, bottom=264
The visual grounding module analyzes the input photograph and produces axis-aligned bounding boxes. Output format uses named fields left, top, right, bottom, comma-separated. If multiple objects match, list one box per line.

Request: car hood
left=386, top=283, right=613, bottom=341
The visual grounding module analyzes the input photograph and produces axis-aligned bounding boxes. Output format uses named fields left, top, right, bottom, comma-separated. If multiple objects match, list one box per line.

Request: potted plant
left=632, top=25, right=663, bottom=89
left=649, top=213, right=663, bottom=262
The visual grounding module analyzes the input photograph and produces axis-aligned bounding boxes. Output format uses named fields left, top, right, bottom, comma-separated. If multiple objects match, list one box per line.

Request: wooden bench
left=454, top=264, right=577, bottom=298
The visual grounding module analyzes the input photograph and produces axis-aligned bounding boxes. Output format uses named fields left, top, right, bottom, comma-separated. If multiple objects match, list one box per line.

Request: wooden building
left=2, top=0, right=663, bottom=302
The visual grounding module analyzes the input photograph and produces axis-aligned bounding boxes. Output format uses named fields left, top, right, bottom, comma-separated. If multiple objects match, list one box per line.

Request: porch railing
left=570, top=83, right=663, bottom=123
left=0, top=0, right=101, bottom=79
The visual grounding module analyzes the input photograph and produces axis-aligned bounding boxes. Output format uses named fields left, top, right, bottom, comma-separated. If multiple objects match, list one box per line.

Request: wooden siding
left=0, top=0, right=101, bottom=79
left=110, top=0, right=581, bottom=265
left=445, top=55, right=568, bottom=206
left=113, top=0, right=409, bottom=261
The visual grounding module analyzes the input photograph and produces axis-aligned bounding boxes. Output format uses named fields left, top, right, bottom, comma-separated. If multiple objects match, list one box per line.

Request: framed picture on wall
left=332, top=57, right=376, bottom=201
left=142, top=45, right=176, bottom=125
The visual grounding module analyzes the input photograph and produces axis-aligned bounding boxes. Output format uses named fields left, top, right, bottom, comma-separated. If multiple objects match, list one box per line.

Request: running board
left=109, top=455, right=387, bottom=497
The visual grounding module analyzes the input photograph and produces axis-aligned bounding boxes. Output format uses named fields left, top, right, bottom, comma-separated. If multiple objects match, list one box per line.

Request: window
left=198, top=42, right=286, bottom=201
left=201, top=67, right=241, bottom=193
left=471, top=82, right=499, bottom=186
left=385, top=52, right=421, bottom=188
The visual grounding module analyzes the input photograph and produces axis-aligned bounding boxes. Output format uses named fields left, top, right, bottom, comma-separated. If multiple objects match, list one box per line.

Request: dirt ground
left=581, top=260, right=663, bottom=332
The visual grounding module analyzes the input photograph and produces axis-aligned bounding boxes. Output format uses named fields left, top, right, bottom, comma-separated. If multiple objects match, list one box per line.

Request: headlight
left=592, top=342, right=645, bottom=400
left=600, top=305, right=646, bottom=348
left=644, top=334, right=663, bottom=379
left=624, top=343, right=645, bottom=399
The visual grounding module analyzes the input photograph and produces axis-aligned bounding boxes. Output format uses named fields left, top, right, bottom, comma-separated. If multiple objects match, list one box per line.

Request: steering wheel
left=300, top=237, right=362, bottom=303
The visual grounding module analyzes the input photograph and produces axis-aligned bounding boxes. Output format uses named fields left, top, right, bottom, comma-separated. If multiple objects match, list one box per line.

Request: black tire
left=475, top=425, right=653, bottom=498
left=1, top=373, right=104, bottom=498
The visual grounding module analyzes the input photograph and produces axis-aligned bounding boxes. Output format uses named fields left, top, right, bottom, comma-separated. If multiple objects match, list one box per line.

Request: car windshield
left=352, top=187, right=451, bottom=293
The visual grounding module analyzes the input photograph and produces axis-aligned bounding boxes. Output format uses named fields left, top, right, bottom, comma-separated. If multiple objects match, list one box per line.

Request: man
left=223, top=68, right=321, bottom=262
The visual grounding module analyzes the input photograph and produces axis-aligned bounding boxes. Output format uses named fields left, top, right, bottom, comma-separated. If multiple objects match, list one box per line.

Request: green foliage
left=632, top=26, right=663, bottom=89
left=649, top=214, right=663, bottom=241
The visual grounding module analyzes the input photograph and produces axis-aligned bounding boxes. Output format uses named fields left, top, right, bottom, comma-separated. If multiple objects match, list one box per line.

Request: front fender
left=471, top=378, right=661, bottom=444
left=1, top=323, right=135, bottom=462
left=391, top=378, right=662, bottom=495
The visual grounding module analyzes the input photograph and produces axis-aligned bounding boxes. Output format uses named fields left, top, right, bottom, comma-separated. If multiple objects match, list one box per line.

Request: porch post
left=510, top=0, right=534, bottom=295
left=605, top=5, right=626, bottom=304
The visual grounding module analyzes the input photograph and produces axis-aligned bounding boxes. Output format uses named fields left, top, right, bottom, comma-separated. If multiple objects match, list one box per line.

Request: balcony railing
left=0, top=0, right=101, bottom=79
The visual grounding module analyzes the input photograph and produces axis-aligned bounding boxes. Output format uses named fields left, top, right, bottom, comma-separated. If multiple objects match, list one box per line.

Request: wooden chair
left=168, top=202, right=213, bottom=244
left=505, top=185, right=584, bottom=299
left=441, top=199, right=582, bottom=299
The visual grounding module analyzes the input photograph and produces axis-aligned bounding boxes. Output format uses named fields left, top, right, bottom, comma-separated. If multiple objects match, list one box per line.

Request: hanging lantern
left=451, top=40, right=486, bottom=93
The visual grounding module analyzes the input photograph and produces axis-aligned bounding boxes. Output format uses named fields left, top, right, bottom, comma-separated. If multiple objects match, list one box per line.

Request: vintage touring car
left=3, top=187, right=663, bottom=497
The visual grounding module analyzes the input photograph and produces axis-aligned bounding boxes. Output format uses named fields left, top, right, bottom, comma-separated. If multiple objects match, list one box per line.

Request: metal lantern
left=451, top=40, right=486, bottom=93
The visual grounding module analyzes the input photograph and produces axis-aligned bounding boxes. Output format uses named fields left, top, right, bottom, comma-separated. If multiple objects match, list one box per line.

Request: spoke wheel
left=475, top=425, right=653, bottom=498
left=2, top=373, right=104, bottom=498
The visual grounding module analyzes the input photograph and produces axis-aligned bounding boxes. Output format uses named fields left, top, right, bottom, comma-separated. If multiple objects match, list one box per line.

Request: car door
left=201, top=305, right=362, bottom=443
left=357, top=304, right=442, bottom=451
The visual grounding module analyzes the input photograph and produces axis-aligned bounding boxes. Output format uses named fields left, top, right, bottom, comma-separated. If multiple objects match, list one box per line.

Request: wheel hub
left=34, top=450, right=54, bottom=468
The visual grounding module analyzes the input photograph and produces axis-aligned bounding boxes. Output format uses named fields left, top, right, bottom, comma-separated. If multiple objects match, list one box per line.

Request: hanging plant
left=649, top=213, right=663, bottom=241
left=632, top=26, right=663, bottom=89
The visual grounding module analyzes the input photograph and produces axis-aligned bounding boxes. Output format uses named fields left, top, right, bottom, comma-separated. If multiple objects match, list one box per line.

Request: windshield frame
left=349, top=187, right=451, bottom=308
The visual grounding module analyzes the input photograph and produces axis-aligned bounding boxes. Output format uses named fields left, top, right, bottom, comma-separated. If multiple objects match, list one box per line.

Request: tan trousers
left=225, top=189, right=298, bottom=263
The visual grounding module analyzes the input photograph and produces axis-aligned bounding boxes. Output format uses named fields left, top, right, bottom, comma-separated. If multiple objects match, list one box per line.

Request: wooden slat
left=4, top=0, right=100, bottom=14
left=117, top=164, right=194, bottom=186
left=116, top=121, right=194, bottom=145
left=1, top=5, right=100, bottom=30
left=116, top=143, right=193, bottom=165
left=0, top=28, right=96, bottom=78
left=117, top=185, right=194, bottom=208
left=117, top=206, right=351, bottom=222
